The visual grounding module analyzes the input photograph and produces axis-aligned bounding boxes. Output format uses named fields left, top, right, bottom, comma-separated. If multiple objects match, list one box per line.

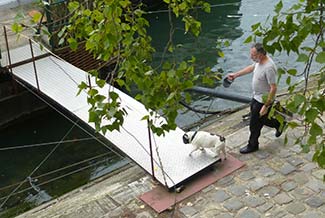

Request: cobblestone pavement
left=2, top=3, right=325, bottom=218
left=15, top=107, right=325, bottom=218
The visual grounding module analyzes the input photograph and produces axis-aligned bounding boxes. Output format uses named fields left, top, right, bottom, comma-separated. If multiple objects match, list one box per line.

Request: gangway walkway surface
left=1, top=39, right=221, bottom=189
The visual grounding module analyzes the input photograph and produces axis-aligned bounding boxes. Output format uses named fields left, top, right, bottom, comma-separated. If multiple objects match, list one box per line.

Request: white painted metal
left=10, top=47, right=221, bottom=188
left=1, top=43, right=47, bottom=67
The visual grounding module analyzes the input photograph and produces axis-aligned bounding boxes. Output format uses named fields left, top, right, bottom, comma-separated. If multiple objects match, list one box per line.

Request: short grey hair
left=252, top=43, right=266, bottom=55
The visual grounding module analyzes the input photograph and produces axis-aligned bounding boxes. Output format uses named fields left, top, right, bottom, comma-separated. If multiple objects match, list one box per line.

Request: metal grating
left=9, top=45, right=221, bottom=189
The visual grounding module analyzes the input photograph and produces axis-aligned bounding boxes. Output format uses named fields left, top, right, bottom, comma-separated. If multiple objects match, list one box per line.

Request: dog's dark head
left=183, top=131, right=197, bottom=144
left=182, top=133, right=190, bottom=144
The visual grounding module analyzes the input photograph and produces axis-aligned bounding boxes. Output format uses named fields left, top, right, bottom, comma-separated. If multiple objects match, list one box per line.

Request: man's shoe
left=275, top=122, right=287, bottom=137
left=239, top=145, right=258, bottom=154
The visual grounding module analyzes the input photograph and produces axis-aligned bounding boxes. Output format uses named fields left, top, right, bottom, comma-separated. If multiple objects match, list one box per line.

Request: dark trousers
left=248, top=99, right=280, bottom=148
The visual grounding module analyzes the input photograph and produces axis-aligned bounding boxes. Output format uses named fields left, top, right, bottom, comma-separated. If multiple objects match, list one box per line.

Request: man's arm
left=259, top=83, right=277, bottom=116
left=227, top=65, right=254, bottom=80
left=265, top=83, right=277, bottom=106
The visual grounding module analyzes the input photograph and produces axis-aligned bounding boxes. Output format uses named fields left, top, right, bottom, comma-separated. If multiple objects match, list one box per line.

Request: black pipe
left=187, top=86, right=251, bottom=104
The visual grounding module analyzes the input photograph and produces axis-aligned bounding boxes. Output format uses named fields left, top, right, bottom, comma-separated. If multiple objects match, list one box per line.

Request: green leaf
left=307, top=135, right=316, bottom=146
left=179, top=2, right=187, bottom=11
left=183, top=80, right=193, bottom=89
left=305, top=108, right=318, bottom=122
left=202, top=3, right=211, bottom=13
left=11, top=23, right=23, bottom=33
left=178, top=62, right=187, bottom=71
left=318, top=150, right=325, bottom=168
left=313, top=98, right=325, bottom=111
left=286, top=76, right=291, bottom=85
left=310, top=123, right=322, bottom=136
left=88, top=89, right=98, bottom=96
left=67, top=38, right=78, bottom=50
left=217, top=51, right=224, bottom=58
left=168, top=44, right=174, bottom=52
left=296, top=53, right=309, bottom=62
left=94, top=95, right=106, bottom=102
left=58, top=26, right=66, bottom=38
left=89, top=111, right=98, bottom=123
left=244, top=35, right=253, bottom=43
left=202, top=76, right=214, bottom=86
left=77, top=82, right=88, bottom=95
left=274, top=0, right=283, bottom=13
left=83, top=9, right=91, bottom=16
left=315, top=52, right=325, bottom=63
left=101, top=127, right=107, bottom=135
left=58, top=37, right=65, bottom=45
left=294, top=94, right=305, bottom=107
left=68, top=1, right=80, bottom=11
left=251, top=23, right=261, bottom=31
left=141, top=115, right=149, bottom=121
left=97, top=79, right=106, bottom=88
left=166, top=92, right=176, bottom=102
left=109, top=91, right=119, bottom=101
left=313, top=149, right=320, bottom=160
left=119, top=0, right=129, bottom=8
left=288, top=121, right=299, bottom=128
left=277, top=68, right=285, bottom=83
left=284, top=134, right=288, bottom=145
left=287, top=69, right=297, bottom=76
left=301, top=144, right=310, bottom=153
left=116, top=79, right=125, bottom=87
left=32, top=11, right=42, bottom=23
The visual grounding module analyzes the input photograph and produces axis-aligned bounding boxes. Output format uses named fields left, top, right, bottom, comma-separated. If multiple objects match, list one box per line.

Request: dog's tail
left=219, top=135, right=225, bottom=142
left=211, top=133, right=226, bottom=142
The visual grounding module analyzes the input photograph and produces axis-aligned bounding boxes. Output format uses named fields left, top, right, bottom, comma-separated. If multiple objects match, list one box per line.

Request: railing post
left=3, top=26, right=18, bottom=93
left=3, top=26, right=12, bottom=73
left=88, top=75, right=92, bottom=88
left=29, top=39, right=40, bottom=91
left=147, top=120, right=156, bottom=181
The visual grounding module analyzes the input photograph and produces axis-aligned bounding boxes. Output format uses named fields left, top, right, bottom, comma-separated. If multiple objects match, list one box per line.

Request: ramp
left=1, top=37, right=221, bottom=189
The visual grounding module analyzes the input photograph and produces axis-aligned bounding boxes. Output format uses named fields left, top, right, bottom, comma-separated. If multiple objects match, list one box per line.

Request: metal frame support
left=29, top=39, right=40, bottom=90
left=147, top=120, right=156, bottom=181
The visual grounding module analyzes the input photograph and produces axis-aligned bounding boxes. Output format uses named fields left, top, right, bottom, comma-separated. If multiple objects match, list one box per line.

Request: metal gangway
left=1, top=26, right=221, bottom=189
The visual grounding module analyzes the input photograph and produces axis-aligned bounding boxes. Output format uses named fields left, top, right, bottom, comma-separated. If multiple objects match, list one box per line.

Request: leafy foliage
left=54, top=0, right=212, bottom=136
left=11, top=0, right=224, bottom=136
left=247, top=0, right=324, bottom=169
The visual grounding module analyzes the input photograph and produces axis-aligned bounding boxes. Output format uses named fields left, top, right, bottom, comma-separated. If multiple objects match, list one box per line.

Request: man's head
left=250, top=43, right=266, bottom=63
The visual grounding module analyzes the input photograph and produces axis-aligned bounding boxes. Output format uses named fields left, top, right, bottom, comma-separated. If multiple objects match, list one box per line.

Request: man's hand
left=227, top=73, right=237, bottom=81
left=227, top=65, right=254, bottom=81
left=259, top=105, right=269, bottom=117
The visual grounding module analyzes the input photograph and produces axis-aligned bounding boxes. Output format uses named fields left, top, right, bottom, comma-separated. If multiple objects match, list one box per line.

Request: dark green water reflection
left=0, top=109, right=127, bottom=217
left=147, top=0, right=242, bottom=72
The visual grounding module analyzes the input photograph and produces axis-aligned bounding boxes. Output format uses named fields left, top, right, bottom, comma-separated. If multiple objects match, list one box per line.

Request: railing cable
left=0, top=137, right=101, bottom=151
left=0, top=121, right=77, bottom=209
left=0, top=152, right=113, bottom=192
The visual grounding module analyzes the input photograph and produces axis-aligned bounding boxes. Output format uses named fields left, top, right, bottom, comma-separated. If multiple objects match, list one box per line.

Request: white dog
left=183, top=131, right=227, bottom=160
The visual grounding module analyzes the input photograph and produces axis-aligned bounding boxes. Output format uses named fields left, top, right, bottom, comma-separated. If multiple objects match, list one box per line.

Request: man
left=227, top=43, right=283, bottom=154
